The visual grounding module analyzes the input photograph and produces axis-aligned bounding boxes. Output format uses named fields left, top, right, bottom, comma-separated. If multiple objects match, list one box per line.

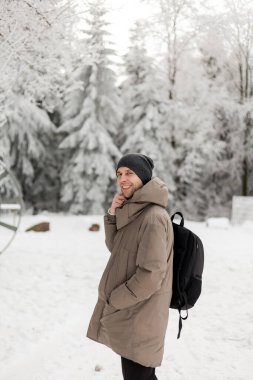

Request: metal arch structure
left=0, top=159, right=23, bottom=255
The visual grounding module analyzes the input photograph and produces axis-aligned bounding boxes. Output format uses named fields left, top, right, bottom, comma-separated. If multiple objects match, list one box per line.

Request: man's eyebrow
left=116, top=169, right=133, bottom=173
left=116, top=169, right=133, bottom=176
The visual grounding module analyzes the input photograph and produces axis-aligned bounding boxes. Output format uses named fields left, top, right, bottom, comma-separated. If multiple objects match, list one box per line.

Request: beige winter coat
left=87, top=177, right=174, bottom=368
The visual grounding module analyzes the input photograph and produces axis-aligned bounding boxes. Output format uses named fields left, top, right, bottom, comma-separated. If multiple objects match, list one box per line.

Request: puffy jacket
left=87, top=177, right=174, bottom=367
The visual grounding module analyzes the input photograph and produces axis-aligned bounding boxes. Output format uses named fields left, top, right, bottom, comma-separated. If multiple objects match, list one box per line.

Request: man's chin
left=122, top=189, right=134, bottom=199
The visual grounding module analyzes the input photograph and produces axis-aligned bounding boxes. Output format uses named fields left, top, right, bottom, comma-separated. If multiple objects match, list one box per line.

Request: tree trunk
left=245, top=62, right=249, bottom=99
left=242, top=157, right=248, bottom=196
left=239, top=62, right=244, bottom=103
left=250, top=68, right=253, bottom=97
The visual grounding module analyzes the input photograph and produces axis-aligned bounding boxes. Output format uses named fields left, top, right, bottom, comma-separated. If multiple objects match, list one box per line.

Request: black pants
left=121, top=357, right=158, bottom=380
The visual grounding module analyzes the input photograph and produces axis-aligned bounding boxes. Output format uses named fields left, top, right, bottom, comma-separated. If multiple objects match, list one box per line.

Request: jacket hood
left=116, top=177, right=168, bottom=230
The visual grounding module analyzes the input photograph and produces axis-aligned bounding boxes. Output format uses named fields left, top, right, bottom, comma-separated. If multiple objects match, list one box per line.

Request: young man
left=87, top=153, right=174, bottom=380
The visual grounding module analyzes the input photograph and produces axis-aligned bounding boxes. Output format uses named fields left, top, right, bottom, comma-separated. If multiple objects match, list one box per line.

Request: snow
left=0, top=214, right=252, bottom=380
left=206, top=217, right=230, bottom=229
left=0, top=204, right=21, bottom=210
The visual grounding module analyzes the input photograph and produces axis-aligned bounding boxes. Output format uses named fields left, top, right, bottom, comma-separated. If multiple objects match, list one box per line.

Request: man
left=87, top=153, right=174, bottom=380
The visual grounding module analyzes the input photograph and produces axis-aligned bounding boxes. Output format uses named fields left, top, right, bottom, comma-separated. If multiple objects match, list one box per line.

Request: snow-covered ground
left=0, top=214, right=252, bottom=380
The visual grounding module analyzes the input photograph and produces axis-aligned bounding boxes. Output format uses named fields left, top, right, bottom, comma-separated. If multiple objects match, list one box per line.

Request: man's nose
left=119, top=175, right=127, bottom=184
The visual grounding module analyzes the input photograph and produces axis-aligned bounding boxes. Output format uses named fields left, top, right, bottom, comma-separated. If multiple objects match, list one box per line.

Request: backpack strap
left=171, top=211, right=191, bottom=338
left=177, top=292, right=189, bottom=339
left=171, top=212, right=184, bottom=227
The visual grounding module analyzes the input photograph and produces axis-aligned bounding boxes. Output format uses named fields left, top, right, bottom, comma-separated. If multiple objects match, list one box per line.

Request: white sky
left=77, top=0, right=154, bottom=56
left=76, top=0, right=227, bottom=59
left=105, top=0, right=153, bottom=55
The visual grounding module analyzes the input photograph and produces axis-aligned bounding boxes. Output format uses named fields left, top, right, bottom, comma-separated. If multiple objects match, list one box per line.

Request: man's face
left=116, top=166, right=143, bottom=199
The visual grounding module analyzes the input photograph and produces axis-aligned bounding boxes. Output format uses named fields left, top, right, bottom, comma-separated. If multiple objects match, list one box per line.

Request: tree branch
left=23, top=1, right=51, bottom=27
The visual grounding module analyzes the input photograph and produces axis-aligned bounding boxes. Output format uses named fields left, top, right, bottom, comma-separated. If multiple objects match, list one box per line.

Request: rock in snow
left=95, top=364, right=103, bottom=372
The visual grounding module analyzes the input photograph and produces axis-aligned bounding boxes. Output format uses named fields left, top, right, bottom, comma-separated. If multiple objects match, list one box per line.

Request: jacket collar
left=116, top=177, right=168, bottom=230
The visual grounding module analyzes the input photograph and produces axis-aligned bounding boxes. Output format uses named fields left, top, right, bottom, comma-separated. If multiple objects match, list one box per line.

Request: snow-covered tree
left=59, top=0, right=122, bottom=214
left=172, top=46, right=246, bottom=218
left=175, top=100, right=244, bottom=219
left=0, top=0, right=79, bottom=211
left=0, top=0, right=76, bottom=119
left=119, top=21, right=176, bottom=195
left=201, top=0, right=253, bottom=196
left=240, top=102, right=253, bottom=196
left=0, top=123, right=9, bottom=165
left=142, top=0, right=200, bottom=100
left=5, top=97, right=59, bottom=211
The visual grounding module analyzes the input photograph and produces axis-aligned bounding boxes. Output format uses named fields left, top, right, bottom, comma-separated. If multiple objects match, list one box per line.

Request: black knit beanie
left=116, top=153, right=154, bottom=185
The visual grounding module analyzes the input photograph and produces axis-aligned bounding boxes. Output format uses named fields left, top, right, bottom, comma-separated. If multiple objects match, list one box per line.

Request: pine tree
left=0, top=0, right=75, bottom=120
left=200, top=1, right=253, bottom=197
left=0, top=0, right=77, bottom=211
left=174, top=49, right=244, bottom=219
left=59, top=0, right=122, bottom=214
left=5, top=96, right=59, bottom=211
left=240, top=102, right=253, bottom=196
left=120, top=21, right=176, bottom=195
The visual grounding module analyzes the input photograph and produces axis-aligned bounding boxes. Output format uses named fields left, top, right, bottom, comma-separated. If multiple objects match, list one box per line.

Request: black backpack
left=169, top=212, right=204, bottom=339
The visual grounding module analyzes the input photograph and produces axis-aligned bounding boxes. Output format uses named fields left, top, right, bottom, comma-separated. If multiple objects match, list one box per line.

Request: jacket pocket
left=101, top=303, right=118, bottom=318
left=105, top=247, right=130, bottom=297
left=100, top=302, right=138, bottom=326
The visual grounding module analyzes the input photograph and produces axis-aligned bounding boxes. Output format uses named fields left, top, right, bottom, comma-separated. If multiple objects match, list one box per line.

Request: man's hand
left=109, top=192, right=125, bottom=215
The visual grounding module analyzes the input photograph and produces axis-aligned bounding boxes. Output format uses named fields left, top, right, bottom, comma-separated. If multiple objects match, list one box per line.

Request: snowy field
left=0, top=214, right=253, bottom=380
